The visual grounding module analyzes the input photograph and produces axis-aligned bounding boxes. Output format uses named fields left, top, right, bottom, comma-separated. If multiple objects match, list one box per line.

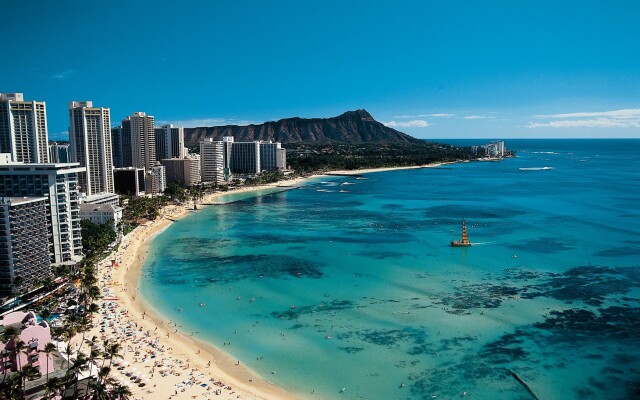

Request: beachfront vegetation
left=244, top=170, right=285, bottom=185
left=286, top=142, right=476, bottom=172
left=81, top=220, right=117, bottom=259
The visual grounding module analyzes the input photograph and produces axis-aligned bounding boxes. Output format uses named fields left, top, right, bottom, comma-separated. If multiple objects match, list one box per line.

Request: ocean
left=140, top=139, right=640, bottom=399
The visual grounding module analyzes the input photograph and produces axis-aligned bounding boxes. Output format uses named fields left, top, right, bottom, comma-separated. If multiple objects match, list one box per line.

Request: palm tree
left=0, top=373, right=22, bottom=399
left=66, top=350, right=89, bottom=400
left=88, top=347, right=102, bottom=380
left=13, top=340, right=26, bottom=376
left=89, top=378, right=108, bottom=400
left=43, top=376, right=62, bottom=399
left=61, top=342, right=74, bottom=374
left=1, top=326, right=19, bottom=383
left=105, top=342, right=122, bottom=370
left=96, top=365, right=114, bottom=392
left=110, top=382, right=133, bottom=400
left=20, top=364, right=40, bottom=398
left=41, top=342, right=57, bottom=383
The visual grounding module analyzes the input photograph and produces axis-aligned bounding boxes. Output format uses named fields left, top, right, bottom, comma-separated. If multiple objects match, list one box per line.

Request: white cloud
left=463, top=115, right=494, bottom=120
left=51, top=69, right=75, bottom=80
left=527, top=119, right=640, bottom=129
left=528, top=108, right=640, bottom=128
left=158, top=118, right=258, bottom=128
left=383, top=120, right=429, bottom=128
left=393, top=114, right=427, bottom=119
left=392, top=113, right=454, bottom=119
left=49, top=131, right=69, bottom=139
left=535, top=109, right=640, bottom=119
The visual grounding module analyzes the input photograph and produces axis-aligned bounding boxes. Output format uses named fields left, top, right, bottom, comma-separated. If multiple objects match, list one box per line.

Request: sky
left=2, top=1, right=639, bottom=139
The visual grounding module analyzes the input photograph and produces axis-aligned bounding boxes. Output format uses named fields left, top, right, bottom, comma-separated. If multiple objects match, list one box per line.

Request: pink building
left=0, top=310, right=54, bottom=374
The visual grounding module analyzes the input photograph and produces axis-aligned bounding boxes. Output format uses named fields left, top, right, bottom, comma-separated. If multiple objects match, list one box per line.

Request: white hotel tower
left=0, top=93, right=49, bottom=163
left=68, top=101, right=114, bottom=195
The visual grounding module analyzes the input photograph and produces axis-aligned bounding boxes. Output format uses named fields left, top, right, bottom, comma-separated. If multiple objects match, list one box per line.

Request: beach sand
left=84, top=165, right=449, bottom=399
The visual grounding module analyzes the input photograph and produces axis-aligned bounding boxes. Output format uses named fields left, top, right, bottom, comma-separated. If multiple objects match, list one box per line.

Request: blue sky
left=3, top=1, right=639, bottom=139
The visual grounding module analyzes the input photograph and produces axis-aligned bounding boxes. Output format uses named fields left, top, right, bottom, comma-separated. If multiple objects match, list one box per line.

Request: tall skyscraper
left=155, top=124, right=185, bottom=161
left=68, top=101, right=114, bottom=195
left=122, top=112, right=155, bottom=170
left=0, top=93, right=49, bottom=163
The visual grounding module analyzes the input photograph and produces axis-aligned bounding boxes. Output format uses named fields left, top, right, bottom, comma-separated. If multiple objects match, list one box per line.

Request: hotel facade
left=0, top=93, right=49, bottom=164
left=0, top=162, right=84, bottom=265
left=0, top=197, right=50, bottom=297
left=68, top=101, right=114, bottom=196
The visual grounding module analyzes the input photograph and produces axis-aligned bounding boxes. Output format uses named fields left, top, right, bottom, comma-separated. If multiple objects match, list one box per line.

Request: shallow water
left=141, top=139, right=640, bottom=399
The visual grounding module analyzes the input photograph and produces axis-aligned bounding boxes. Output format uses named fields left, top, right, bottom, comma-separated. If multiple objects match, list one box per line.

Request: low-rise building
left=80, top=192, right=120, bottom=206
left=79, top=203, right=123, bottom=229
left=0, top=311, right=54, bottom=375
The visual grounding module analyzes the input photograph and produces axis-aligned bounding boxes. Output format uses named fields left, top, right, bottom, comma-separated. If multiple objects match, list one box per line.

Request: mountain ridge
left=183, top=109, right=422, bottom=145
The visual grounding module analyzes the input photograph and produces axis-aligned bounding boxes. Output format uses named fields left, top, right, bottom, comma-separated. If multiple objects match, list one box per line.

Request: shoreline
left=95, top=162, right=459, bottom=399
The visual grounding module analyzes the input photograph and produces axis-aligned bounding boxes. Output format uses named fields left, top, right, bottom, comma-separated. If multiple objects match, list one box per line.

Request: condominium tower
left=122, top=112, right=155, bottom=170
left=0, top=93, right=49, bottom=163
left=68, top=101, right=114, bottom=195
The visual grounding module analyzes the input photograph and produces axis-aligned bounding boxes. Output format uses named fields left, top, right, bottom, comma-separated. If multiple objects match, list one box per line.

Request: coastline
left=95, top=162, right=457, bottom=399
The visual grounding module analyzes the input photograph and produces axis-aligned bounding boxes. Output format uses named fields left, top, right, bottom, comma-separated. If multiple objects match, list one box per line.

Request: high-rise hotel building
left=69, top=101, right=114, bottom=195
left=260, top=141, right=286, bottom=171
left=200, top=137, right=286, bottom=183
left=0, top=162, right=84, bottom=264
left=155, top=124, right=185, bottom=161
left=0, top=197, right=50, bottom=297
left=200, top=139, right=225, bottom=184
left=227, top=138, right=260, bottom=175
left=111, top=126, right=132, bottom=168
left=122, top=112, right=155, bottom=170
left=0, top=93, right=49, bottom=163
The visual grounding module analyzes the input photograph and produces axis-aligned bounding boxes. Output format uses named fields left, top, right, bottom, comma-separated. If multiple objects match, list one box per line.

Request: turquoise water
left=141, top=140, right=640, bottom=399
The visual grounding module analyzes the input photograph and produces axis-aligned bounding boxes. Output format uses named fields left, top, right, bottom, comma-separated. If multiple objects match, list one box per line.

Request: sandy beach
left=83, top=165, right=449, bottom=399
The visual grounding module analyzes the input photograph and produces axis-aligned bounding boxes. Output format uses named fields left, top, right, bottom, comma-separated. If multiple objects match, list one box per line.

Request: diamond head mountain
left=184, top=109, right=422, bottom=146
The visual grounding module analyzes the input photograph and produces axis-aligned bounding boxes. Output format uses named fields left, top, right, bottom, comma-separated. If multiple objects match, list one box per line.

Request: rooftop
left=0, top=196, right=48, bottom=206
left=79, top=203, right=122, bottom=213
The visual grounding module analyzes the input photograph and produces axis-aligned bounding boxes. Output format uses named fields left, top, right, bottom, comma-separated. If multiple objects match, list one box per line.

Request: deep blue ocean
left=140, top=139, right=640, bottom=399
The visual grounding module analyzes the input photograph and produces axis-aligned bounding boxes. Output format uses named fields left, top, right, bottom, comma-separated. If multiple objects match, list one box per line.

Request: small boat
left=451, top=221, right=472, bottom=247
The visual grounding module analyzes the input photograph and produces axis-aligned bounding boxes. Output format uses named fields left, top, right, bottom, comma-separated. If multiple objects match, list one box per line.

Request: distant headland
left=184, top=109, right=423, bottom=146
